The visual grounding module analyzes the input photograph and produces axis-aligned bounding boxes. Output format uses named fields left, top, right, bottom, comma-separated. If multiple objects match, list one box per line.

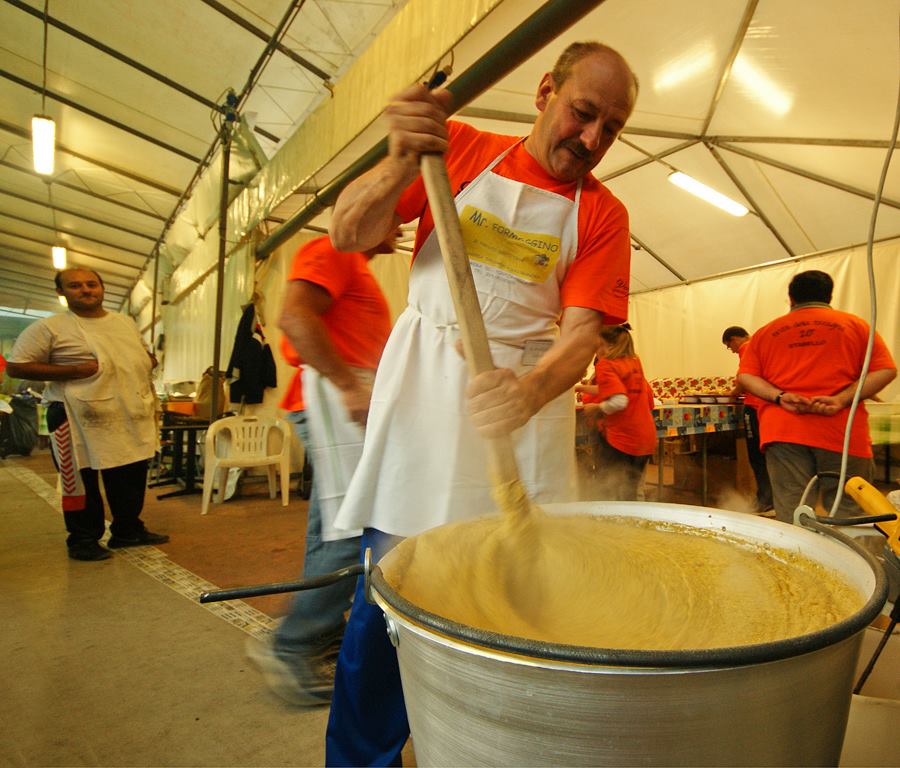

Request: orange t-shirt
left=582, top=356, right=658, bottom=456
left=278, top=237, right=391, bottom=411
left=396, top=121, right=631, bottom=324
left=738, top=305, right=895, bottom=457
left=736, top=343, right=762, bottom=410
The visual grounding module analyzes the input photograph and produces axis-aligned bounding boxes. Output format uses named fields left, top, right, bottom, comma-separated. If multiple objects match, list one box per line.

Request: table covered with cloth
left=577, top=403, right=744, bottom=443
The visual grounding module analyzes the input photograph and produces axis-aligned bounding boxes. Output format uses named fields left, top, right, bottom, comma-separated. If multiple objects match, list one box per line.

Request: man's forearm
left=330, top=158, right=414, bottom=252
left=6, top=361, right=94, bottom=381
left=279, top=312, right=358, bottom=393
left=520, top=309, right=602, bottom=415
left=835, top=367, right=898, bottom=404
left=736, top=373, right=781, bottom=402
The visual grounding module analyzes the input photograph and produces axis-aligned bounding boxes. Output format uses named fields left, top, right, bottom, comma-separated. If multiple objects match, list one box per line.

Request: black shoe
left=107, top=529, right=170, bottom=549
left=69, top=541, right=113, bottom=561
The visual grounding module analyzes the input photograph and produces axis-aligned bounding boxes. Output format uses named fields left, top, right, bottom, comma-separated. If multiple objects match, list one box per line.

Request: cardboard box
left=673, top=440, right=756, bottom=503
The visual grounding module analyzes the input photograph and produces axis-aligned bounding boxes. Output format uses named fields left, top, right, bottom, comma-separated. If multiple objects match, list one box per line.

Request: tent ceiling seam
left=0, top=211, right=148, bottom=257
left=705, top=142, right=796, bottom=259
left=700, top=0, right=759, bottom=137
left=0, top=68, right=204, bottom=164
left=0, top=119, right=183, bottom=196
left=601, top=138, right=699, bottom=182
left=5, top=0, right=223, bottom=112
left=630, top=234, right=900, bottom=296
left=716, top=142, right=900, bottom=209
left=0, top=160, right=168, bottom=222
left=198, top=0, right=333, bottom=82
left=0, top=189, right=158, bottom=241
left=752, top=160, right=817, bottom=253
left=630, top=232, right=685, bottom=282
left=0, top=231, right=141, bottom=271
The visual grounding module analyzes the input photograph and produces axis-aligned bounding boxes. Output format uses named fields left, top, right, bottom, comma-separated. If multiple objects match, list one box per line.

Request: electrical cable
left=827, top=12, right=900, bottom=517
left=40, top=0, right=49, bottom=113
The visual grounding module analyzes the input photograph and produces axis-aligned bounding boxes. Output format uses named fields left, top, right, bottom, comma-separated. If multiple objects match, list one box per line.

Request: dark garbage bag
left=0, top=394, right=39, bottom=458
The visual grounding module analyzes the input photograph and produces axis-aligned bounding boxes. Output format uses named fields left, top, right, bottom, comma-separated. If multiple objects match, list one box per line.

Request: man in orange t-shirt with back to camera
left=737, top=270, right=896, bottom=523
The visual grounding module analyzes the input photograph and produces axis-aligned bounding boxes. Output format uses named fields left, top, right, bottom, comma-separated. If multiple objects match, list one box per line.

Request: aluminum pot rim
left=369, top=504, right=888, bottom=669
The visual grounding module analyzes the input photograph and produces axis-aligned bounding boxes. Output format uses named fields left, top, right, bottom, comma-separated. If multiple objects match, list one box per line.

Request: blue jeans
left=326, top=529, right=408, bottom=767
left=273, top=411, right=361, bottom=660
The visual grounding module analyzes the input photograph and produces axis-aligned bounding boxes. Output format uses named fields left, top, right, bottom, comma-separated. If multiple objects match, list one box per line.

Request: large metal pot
left=369, top=501, right=888, bottom=767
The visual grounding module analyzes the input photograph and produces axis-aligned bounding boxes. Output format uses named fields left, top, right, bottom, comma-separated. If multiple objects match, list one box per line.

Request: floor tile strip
left=1, top=464, right=275, bottom=638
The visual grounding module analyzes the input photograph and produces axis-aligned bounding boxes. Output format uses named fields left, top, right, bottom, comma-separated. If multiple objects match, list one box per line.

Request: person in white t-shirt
left=7, top=268, right=169, bottom=561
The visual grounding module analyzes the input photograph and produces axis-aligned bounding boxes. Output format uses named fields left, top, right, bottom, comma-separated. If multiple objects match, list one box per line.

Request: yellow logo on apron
left=460, top=205, right=560, bottom=283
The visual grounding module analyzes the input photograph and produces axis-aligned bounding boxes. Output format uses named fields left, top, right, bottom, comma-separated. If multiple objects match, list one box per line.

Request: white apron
left=334, top=142, right=581, bottom=538
left=62, top=313, right=158, bottom=469
left=301, top=366, right=371, bottom=542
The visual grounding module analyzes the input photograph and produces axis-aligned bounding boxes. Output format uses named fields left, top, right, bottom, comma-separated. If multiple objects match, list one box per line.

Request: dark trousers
left=326, top=529, right=407, bottom=767
left=47, top=402, right=150, bottom=547
left=743, top=405, right=773, bottom=510
left=593, top=437, right=651, bottom=501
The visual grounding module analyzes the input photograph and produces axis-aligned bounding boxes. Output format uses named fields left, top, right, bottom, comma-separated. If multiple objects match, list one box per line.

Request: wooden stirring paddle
left=419, top=153, right=533, bottom=523
left=418, top=153, right=559, bottom=633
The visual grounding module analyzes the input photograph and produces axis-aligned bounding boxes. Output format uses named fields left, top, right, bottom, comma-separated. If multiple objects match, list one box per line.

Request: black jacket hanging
left=226, top=303, right=277, bottom=404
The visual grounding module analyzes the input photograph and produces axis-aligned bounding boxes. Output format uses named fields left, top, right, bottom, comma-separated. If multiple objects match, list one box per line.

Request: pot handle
left=797, top=512, right=888, bottom=591
left=198, top=561, right=364, bottom=603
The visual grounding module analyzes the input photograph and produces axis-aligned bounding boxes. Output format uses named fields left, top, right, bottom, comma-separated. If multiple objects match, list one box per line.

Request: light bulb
left=668, top=172, right=748, bottom=217
left=32, top=115, right=56, bottom=175
left=52, top=245, right=66, bottom=269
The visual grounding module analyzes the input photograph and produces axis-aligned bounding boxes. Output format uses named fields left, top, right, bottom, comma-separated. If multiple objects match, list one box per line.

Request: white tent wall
left=629, top=237, right=900, bottom=401
left=161, top=243, right=254, bottom=386
left=150, top=0, right=503, bottom=393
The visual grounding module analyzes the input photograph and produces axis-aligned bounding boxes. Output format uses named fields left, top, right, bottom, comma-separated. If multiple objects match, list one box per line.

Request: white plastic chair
left=201, top=415, right=291, bottom=515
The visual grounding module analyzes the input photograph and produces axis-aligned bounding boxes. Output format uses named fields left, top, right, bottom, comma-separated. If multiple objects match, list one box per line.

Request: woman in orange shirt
left=576, top=324, right=657, bottom=500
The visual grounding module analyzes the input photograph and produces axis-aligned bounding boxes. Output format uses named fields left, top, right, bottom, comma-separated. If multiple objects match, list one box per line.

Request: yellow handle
left=844, top=476, right=899, bottom=551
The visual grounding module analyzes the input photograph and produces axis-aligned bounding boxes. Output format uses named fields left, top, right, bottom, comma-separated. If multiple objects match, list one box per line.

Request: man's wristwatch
left=774, top=392, right=784, bottom=406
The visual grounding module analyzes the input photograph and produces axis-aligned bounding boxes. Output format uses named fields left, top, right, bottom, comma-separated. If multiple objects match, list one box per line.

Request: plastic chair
left=201, top=415, right=291, bottom=515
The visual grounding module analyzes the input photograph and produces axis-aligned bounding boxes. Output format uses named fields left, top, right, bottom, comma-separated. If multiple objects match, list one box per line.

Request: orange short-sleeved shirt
left=582, top=356, right=658, bottom=457
left=738, top=305, right=895, bottom=457
left=396, top=121, right=631, bottom=324
left=278, top=237, right=391, bottom=411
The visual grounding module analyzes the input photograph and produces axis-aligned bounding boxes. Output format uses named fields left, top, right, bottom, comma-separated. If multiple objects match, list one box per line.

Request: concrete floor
left=1, top=452, right=328, bottom=767
left=2, top=449, right=897, bottom=767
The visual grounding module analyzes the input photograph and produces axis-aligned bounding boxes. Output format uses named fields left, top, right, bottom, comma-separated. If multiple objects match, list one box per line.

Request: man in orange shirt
left=738, top=271, right=896, bottom=523
left=245, top=234, right=393, bottom=707
left=722, top=325, right=773, bottom=513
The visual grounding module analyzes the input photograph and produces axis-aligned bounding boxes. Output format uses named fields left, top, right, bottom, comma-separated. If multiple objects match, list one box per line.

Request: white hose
left=828, top=13, right=900, bottom=516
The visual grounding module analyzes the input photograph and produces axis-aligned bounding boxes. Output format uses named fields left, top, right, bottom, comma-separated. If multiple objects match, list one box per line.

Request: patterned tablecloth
left=868, top=402, right=900, bottom=446
left=653, top=404, right=743, bottom=438
left=576, top=403, right=743, bottom=444
left=578, top=402, right=898, bottom=444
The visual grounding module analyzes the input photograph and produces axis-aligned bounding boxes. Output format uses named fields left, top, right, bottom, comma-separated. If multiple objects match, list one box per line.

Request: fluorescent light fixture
left=52, top=245, right=67, bottom=269
left=58, top=294, right=68, bottom=306
left=668, top=172, right=749, bottom=217
left=731, top=56, right=793, bottom=116
left=31, top=115, right=56, bottom=175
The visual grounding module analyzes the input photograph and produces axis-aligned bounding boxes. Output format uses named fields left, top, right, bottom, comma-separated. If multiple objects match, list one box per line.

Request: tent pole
left=150, top=243, right=159, bottom=348
left=210, top=97, right=236, bottom=424
left=255, top=0, right=610, bottom=260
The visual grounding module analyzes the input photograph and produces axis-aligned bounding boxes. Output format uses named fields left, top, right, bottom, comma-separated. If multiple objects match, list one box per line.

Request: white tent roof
left=1, top=0, right=898, bottom=314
